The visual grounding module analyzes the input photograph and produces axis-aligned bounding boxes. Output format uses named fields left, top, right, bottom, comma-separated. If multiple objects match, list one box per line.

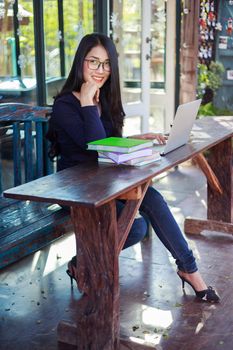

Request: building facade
left=1, top=1, right=231, bottom=135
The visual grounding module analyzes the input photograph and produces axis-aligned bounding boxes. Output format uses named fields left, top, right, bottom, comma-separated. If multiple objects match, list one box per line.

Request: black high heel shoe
left=66, top=256, right=78, bottom=288
left=177, top=271, right=220, bottom=303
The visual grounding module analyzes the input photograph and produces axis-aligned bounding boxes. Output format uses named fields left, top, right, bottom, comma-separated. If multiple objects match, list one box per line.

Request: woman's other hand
left=128, top=132, right=167, bottom=144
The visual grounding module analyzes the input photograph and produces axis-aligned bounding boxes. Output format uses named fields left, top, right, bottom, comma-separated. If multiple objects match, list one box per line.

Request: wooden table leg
left=58, top=201, right=120, bottom=350
left=207, top=138, right=232, bottom=222
left=185, top=137, right=233, bottom=235
left=57, top=180, right=155, bottom=349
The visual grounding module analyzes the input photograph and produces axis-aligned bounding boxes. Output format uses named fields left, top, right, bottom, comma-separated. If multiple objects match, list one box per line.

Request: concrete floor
left=0, top=162, right=233, bottom=350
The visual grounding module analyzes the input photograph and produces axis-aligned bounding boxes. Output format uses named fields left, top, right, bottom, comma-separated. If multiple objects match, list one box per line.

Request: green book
left=87, top=137, right=153, bottom=153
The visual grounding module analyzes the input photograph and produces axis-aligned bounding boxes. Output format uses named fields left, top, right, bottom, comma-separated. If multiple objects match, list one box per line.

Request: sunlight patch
left=42, top=234, right=75, bottom=276
left=142, top=305, right=173, bottom=328
left=133, top=243, right=143, bottom=262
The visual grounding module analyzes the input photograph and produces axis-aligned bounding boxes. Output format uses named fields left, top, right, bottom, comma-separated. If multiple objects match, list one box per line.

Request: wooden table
left=4, top=116, right=233, bottom=349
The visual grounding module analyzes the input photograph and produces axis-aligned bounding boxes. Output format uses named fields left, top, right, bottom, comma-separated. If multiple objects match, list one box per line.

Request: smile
left=92, top=76, right=105, bottom=83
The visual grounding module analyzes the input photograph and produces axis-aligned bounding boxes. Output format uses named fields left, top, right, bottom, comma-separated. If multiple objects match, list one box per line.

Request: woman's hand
left=79, top=79, right=100, bottom=106
left=128, top=132, right=167, bottom=144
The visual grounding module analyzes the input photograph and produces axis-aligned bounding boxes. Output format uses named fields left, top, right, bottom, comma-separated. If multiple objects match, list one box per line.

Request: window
left=0, top=0, right=94, bottom=105
left=0, top=0, right=35, bottom=104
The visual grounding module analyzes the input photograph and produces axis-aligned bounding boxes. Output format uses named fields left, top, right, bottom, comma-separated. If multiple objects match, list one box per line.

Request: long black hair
left=58, top=33, right=124, bottom=135
left=47, top=33, right=125, bottom=159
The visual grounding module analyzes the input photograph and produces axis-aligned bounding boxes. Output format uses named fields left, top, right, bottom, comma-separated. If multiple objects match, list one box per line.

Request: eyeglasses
left=84, top=59, right=111, bottom=72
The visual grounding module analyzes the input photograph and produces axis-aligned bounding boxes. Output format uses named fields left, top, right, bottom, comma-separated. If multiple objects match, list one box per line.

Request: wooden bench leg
left=193, top=153, right=222, bottom=194
left=184, top=218, right=233, bottom=235
left=57, top=181, right=155, bottom=349
left=184, top=138, right=233, bottom=235
left=58, top=202, right=120, bottom=350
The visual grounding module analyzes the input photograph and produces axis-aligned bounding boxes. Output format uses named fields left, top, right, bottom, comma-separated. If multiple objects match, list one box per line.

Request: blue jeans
left=116, top=201, right=148, bottom=249
left=124, top=186, right=197, bottom=273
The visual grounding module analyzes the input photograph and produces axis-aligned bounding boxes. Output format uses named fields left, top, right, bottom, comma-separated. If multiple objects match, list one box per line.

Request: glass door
left=150, top=0, right=176, bottom=132
left=111, top=0, right=150, bottom=135
left=110, top=0, right=176, bottom=135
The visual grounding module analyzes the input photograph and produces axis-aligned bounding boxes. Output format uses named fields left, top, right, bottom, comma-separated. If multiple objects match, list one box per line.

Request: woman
left=47, top=33, right=219, bottom=303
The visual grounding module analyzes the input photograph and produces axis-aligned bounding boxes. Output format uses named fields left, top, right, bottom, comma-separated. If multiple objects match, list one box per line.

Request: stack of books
left=87, top=137, right=161, bottom=166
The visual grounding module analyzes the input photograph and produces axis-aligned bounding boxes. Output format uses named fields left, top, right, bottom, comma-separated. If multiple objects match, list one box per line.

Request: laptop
left=154, top=99, right=202, bottom=156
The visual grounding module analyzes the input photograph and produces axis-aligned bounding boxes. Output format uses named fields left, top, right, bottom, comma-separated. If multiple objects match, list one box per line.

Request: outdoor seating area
left=1, top=1, right=233, bottom=349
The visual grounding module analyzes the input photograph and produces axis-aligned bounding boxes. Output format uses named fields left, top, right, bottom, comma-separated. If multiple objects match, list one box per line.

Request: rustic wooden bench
left=4, top=116, right=233, bottom=349
left=0, top=103, right=72, bottom=269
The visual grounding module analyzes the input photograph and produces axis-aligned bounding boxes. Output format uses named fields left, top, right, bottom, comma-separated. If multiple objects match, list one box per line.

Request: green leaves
left=197, top=61, right=225, bottom=99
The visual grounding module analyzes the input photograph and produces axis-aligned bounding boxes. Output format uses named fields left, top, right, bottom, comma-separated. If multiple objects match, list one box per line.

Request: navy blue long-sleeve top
left=50, top=92, right=114, bottom=171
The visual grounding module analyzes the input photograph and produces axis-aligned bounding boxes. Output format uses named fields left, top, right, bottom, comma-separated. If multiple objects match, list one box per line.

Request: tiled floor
left=0, top=162, right=233, bottom=350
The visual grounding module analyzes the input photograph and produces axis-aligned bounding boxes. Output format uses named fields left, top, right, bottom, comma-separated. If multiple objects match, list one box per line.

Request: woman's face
left=83, top=45, right=111, bottom=88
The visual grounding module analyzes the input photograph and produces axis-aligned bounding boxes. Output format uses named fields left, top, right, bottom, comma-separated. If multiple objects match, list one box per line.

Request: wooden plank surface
left=4, top=117, right=233, bottom=207
left=184, top=218, right=233, bottom=235
left=0, top=104, right=51, bottom=122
